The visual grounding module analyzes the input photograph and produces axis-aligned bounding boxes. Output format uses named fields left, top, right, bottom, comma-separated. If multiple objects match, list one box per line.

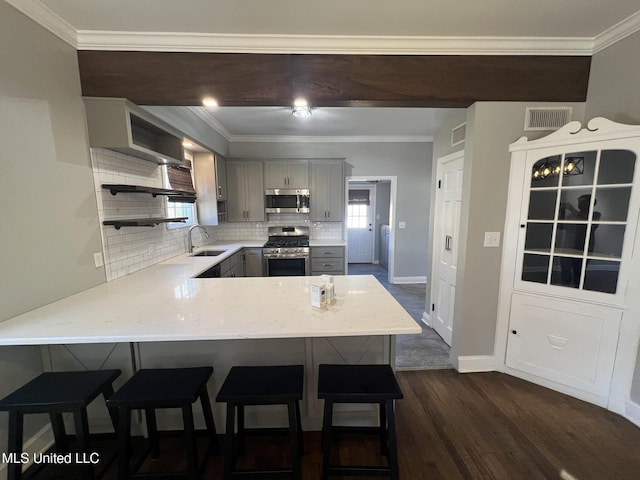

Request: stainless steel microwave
left=264, top=189, right=310, bottom=214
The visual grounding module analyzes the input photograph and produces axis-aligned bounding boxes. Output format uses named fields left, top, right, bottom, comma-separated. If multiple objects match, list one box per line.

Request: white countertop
left=0, top=248, right=420, bottom=346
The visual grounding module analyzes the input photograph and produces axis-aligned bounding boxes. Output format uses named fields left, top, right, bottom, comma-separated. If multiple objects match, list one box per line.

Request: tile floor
left=347, top=264, right=453, bottom=370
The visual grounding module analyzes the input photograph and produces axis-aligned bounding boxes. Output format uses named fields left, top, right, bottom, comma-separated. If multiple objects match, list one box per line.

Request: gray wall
left=374, top=181, right=391, bottom=263
left=432, top=103, right=586, bottom=363
left=585, top=30, right=640, bottom=125
left=230, top=141, right=432, bottom=278
left=0, top=1, right=105, bottom=457
left=584, top=31, right=640, bottom=403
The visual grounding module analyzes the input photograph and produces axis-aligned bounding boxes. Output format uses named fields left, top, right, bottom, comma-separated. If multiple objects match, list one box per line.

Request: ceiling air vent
left=524, top=107, right=572, bottom=131
left=451, top=122, right=466, bottom=146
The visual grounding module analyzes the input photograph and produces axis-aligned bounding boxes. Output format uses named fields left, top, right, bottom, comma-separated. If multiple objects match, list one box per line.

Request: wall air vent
left=451, top=122, right=466, bottom=147
left=524, top=107, right=572, bottom=131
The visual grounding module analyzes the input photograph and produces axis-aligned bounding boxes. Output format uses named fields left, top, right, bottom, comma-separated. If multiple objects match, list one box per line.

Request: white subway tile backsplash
left=91, top=148, right=190, bottom=281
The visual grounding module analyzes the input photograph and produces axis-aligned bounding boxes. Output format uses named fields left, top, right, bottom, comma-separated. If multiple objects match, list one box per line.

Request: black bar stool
left=215, top=365, right=304, bottom=479
left=105, top=367, right=219, bottom=480
left=317, top=364, right=403, bottom=480
left=0, top=369, right=121, bottom=480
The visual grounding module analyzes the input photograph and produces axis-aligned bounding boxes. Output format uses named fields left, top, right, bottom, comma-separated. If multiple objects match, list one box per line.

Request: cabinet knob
left=520, top=224, right=525, bottom=228
left=511, top=330, right=517, bottom=335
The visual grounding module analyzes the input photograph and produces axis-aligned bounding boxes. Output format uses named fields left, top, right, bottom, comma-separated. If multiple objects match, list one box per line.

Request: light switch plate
left=399, top=221, right=406, bottom=229
left=93, top=252, right=104, bottom=268
left=484, top=232, right=500, bottom=247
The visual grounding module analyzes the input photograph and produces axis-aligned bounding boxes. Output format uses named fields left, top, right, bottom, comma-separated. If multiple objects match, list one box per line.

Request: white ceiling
left=174, top=106, right=457, bottom=140
left=35, top=0, right=640, bottom=38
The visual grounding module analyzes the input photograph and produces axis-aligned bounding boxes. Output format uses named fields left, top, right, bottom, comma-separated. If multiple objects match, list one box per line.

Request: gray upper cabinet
left=192, top=152, right=228, bottom=225
left=310, top=160, right=344, bottom=222
left=84, top=97, right=184, bottom=165
left=264, top=160, right=309, bottom=189
left=215, top=154, right=228, bottom=201
left=227, top=160, right=265, bottom=222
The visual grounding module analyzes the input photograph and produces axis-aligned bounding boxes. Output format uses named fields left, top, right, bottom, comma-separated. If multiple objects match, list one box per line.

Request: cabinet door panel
left=264, top=161, right=287, bottom=189
left=506, top=293, right=621, bottom=397
left=288, top=160, right=309, bottom=188
left=245, top=161, right=265, bottom=221
left=226, top=162, right=246, bottom=222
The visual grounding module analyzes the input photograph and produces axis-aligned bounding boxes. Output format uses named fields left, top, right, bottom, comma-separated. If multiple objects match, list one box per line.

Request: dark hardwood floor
left=23, top=370, right=640, bottom=480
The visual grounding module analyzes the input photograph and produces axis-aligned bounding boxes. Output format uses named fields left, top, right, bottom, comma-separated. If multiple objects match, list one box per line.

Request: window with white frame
left=164, top=164, right=197, bottom=229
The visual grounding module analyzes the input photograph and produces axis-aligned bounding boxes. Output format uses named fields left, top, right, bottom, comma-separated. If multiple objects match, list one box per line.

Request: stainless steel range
left=263, top=226, right=310, bottom=276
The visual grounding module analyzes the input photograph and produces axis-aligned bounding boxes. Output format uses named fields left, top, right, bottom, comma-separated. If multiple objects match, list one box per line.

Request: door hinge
left=431, top=303, right=435, bottom=311
left=438, top=180, right=441, bottom=189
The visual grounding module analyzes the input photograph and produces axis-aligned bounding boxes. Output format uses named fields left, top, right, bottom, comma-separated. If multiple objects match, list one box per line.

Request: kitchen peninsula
left=0, top=246, right=420, bottom=430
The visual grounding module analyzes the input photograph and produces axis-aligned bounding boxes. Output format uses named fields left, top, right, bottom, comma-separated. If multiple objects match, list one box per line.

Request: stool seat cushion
left=0, top=370, right=121, bottom=412
left=216, top=365, right=304, bottom=403
left=107, top=367, right=213, bottom=408
left=317, top=364, right=403, bottom=401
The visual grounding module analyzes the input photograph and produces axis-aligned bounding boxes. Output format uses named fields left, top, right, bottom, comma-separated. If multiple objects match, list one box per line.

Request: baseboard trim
left=421, top=312, right=431, bottom=327
left=624, top=400, right=640, bottom=428
left=457, top=355, right=496, bottom=373
left=392, top=276, right=427, bottom=284
left=0, top=424, right=54, bottom=476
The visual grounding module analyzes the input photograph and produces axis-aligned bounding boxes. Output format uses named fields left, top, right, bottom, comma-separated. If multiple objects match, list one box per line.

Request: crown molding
left=593, top=10, right=640, bottom=53
left=228, top=135, right=434, bottom=143
left=76, top=30, right=594, bottom=56
left=187, top=107, right=232, bottom=141
left=5, top=0, right=77, bottom=47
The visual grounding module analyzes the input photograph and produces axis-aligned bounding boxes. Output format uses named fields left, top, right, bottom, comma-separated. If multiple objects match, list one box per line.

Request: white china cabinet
left=496, top=118, right=640, bottom=409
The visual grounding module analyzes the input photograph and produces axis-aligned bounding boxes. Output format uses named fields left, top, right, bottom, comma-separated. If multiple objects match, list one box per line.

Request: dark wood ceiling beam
left=77, top=51, right=591, bottom=107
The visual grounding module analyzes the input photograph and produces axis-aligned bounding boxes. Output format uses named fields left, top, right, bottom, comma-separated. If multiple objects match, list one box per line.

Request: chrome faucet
left=188, top=224, right=210, bottom=253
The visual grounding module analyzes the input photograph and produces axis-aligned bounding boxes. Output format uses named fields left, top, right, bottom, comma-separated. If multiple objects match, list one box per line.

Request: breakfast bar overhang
left=0, top=252, right=421, bottom=431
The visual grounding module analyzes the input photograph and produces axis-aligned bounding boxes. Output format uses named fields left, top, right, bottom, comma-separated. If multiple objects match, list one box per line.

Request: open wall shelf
left=102, top=217, right=188, bottom=230
left=102, top=184, right=196, bottom=203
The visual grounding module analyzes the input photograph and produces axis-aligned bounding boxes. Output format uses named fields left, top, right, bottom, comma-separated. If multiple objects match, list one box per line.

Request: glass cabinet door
left=519, top=149, right=636, bottom=296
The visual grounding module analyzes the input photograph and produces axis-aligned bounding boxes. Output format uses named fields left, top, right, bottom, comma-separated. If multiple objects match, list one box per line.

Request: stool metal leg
left=182, top=405, right=198, bottom=480
left=117, top=407, right=131, bottom=480
left=385, top=400, right=400, bottom=480
left=379, top=401, right=388, bottom=456
left=321, top=399, right=334, bottom=480
left=49, top=412, right=69, bottom=453
left=144, top=408, right=159, bottom=459
left=287, top=400, right=301, bottom=480
left=223, top=402, right=236, bottom=480
left=295, top=400, right=303, bottom=455
left=199, top=389, right=220, bottom=456
left=102, top=383, right=119, bottom=432
left=73, top=408, right=94, bottom=480
left=7, top=411, right=24, bottom=480
left=237, top=404, right=245, bottom=455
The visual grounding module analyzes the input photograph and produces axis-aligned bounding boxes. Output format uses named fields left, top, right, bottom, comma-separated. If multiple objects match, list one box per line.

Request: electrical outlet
left=484, top=232, right=501, bottom=247
left=93, top=252, right=104, bottom=268
left=399, top=221, right=406, bottom=229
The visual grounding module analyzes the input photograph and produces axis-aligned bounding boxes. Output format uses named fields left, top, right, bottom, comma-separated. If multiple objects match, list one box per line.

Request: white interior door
left=347, top=185, right=375, bottom=263
left=431, top=152, right=464, bottom=345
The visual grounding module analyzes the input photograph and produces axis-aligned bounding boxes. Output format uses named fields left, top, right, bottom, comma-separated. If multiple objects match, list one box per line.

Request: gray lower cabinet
left=221, top=252, right=243, bottom=277
left=311, top=246, right=345, bottom=275
left=243, top=248, right=264, bottom=277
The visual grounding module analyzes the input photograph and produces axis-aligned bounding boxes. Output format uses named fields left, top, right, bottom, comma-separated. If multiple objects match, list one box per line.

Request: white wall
left=229, top=141, right=433, bottom=278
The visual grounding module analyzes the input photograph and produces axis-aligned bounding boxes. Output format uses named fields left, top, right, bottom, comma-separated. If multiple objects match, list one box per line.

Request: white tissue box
left=311, top=282, right=326, bottom=308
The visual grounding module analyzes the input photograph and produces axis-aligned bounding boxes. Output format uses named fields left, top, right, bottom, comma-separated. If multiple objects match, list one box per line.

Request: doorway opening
left=345, top=176, right=395, bottom=283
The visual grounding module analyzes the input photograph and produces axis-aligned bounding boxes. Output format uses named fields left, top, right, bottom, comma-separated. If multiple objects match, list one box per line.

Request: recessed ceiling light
left=292, top=98, right=312, bottom=117
left=202, top=97, right=218, bottom=108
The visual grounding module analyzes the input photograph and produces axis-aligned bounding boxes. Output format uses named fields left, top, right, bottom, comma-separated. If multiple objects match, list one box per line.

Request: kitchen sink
left=190, top=250, right=226, bottom=257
